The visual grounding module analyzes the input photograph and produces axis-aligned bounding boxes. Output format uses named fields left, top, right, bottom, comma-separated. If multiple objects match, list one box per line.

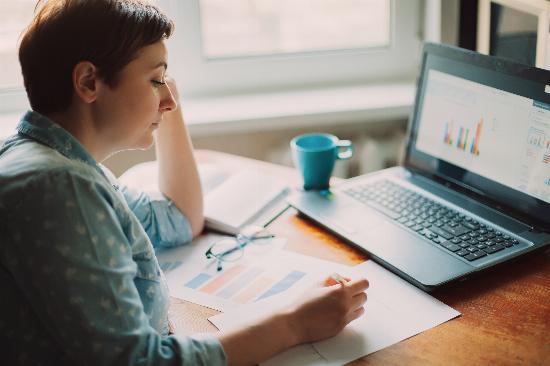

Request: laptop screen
left=406, top=43, right=550, bottom=227
left=416, top=69, right=550, bottom=204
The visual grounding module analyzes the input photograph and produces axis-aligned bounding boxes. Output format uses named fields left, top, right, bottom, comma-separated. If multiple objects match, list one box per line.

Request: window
left=0, top=0, right=34, bottom=112
left=161, top=0, right=422, bottom=98
left=490, top=3, right=538, bottom=66
left=477, top=0, right=550, bottom=69
left=0, top=0, right=34, bottom=90
left=199, top=0, right=391, bottom=59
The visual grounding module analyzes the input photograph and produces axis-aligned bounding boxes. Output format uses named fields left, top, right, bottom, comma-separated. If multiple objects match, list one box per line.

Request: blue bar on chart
left=217, top=267, right=265, bottom=299
left=256, top=270, right=306, bottom=301
left=185, top=273, right=212, bottom=289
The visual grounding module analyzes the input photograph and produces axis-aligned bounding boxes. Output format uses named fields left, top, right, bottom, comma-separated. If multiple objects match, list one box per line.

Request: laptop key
left=442, top=242, right=461, bottom=252
left=441, top=224, right=470, bottom=237
left=412, top=224, right=424, bottom=232
left=457, top=249, right=470, bottom=257
left=484, top=245, right=505, bottom=254
left=462, top=221, right=479, bottom=230
left=465, top=251, right=487, bottom=261
left=428, top=226, right=453, bottom=240
left=422, top=229, right=438, bottom=239
left=431, top=236, right=446, bottom=244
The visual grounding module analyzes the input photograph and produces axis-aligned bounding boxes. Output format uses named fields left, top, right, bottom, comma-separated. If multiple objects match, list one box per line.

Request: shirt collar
left=16, top=110, right=105, bottom=176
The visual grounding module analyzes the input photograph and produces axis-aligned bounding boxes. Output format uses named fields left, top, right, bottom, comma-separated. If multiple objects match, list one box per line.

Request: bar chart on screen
left=442, top=118, right=483, bottom=155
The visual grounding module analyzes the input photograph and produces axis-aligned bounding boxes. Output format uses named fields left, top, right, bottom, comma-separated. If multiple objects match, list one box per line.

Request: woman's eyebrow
left=152, top=61, right=168, bottom=70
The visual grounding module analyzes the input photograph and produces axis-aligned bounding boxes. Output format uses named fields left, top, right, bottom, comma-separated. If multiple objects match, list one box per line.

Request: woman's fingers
left=347, top=306, right=366, bottom=323
left=346, top=277, right=369, bottom=294
left=350, top=291, right=368, bottom=310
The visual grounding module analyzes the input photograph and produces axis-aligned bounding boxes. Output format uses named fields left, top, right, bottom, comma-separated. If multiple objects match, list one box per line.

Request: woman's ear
left=72, top=61, right=98, bottom=104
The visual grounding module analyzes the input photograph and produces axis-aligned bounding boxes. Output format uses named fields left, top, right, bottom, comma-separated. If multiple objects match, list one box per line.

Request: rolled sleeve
left=122, top=186, right=193, bottom=249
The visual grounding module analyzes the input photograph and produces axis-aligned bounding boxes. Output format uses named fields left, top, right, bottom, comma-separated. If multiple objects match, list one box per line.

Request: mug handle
left=336, top=140, right=353, bottom=160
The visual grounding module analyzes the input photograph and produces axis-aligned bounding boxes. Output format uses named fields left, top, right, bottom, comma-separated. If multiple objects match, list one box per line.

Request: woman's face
left=94, top=40, right=176, bottom=152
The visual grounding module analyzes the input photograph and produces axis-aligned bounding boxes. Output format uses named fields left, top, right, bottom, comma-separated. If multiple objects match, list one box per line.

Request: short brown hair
left=19, top=0, right=174, bottom=115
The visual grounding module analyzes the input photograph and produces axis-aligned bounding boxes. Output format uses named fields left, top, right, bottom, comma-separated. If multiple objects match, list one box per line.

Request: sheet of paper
left=210, top=259, right=460, bottom=365
left=200, top=250, right=354, bottom=316
left=262, top=344, right=326, bottom=366
left=156, top=237, right=328, bottom=312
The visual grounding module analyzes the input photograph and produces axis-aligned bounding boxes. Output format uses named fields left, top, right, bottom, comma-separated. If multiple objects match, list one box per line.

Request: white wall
left=103, top=118, right=407, bottom=178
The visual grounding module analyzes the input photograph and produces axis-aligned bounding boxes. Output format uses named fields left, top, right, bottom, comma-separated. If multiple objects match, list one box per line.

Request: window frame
left=477, top=0, right=550, bottom=69
left=160, top=0, right=423, bottom=98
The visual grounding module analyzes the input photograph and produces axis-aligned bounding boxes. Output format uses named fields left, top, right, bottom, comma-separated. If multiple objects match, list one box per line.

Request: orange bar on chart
left=472, top=118, right=483, bottom=155
left=200, top=265, right=246, bottom=294
left=234, top=277, right=275, bottom=304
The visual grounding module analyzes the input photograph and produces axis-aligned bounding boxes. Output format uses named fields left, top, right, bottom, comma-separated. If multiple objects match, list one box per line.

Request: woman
left=0, top=1, right=369, bottom=365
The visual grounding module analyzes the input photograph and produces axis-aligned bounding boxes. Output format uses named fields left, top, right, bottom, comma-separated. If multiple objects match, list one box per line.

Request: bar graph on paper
left=185, top=264, right=305, bottom=303
left=173, top=258, right=308, bottom=312
left=443, top=118, right=483, bottom=156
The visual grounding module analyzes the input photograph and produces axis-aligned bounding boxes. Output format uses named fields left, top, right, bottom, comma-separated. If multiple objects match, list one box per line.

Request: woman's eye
left=152, top=80, right=166, bottom=87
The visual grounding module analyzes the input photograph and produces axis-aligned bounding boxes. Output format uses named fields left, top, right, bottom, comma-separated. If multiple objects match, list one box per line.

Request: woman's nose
left=160, top=84, right=177, bottom=112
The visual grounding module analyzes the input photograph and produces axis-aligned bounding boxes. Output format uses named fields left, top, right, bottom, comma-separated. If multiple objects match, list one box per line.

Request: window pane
left=199, top=0, right=391, bottom=59
left=0, top=0, right=35, bottom=89
left=489, top=3, right=537, bottom=66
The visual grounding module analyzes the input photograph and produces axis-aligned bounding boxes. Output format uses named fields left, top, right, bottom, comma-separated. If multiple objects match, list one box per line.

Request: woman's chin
left=132, top=135, right=155, bottom=150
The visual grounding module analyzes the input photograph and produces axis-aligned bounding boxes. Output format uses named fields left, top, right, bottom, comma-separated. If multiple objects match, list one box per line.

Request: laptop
left=287, top=43, right=550, bottom=292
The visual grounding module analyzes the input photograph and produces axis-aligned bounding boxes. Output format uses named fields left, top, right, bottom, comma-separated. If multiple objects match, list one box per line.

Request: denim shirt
left=0, top=111, right=226, bottom=365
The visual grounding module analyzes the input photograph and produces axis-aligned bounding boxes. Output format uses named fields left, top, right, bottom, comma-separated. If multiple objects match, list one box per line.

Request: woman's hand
left=285, top=276, right=369, bottom=345
left=217, top=276, right=369, bottom=365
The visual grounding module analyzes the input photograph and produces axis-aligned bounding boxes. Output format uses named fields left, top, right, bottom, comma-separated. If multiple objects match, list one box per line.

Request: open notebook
left=119, top=162, right=290, bottom=235
left=203, top=169, right=290, bottom=234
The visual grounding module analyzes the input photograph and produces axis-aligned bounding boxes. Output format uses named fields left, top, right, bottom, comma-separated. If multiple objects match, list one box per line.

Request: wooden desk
left=170, top=150, right=550, bottom=365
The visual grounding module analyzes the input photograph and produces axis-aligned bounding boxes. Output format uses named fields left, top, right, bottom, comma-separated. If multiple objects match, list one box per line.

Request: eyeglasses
left=205, top=225, right=275, bottom=271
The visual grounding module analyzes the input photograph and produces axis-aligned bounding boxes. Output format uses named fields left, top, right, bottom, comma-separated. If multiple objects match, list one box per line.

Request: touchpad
left=356, top=224, right=472, bottom=287
left=319, top=204, right=391, bottom=234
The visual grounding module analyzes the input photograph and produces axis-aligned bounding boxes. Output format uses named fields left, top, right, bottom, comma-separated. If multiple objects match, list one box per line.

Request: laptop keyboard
left=344, top=180, right=521, bottom=262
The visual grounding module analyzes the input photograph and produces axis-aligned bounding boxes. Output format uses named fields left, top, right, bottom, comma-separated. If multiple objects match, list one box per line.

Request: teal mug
left=290, top=133, right=353, bottom=190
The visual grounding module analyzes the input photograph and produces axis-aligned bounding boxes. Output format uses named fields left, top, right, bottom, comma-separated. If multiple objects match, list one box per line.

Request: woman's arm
left=155, top=79, right=204, bottom=237
left=218, top=277, right=369, bottom=366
